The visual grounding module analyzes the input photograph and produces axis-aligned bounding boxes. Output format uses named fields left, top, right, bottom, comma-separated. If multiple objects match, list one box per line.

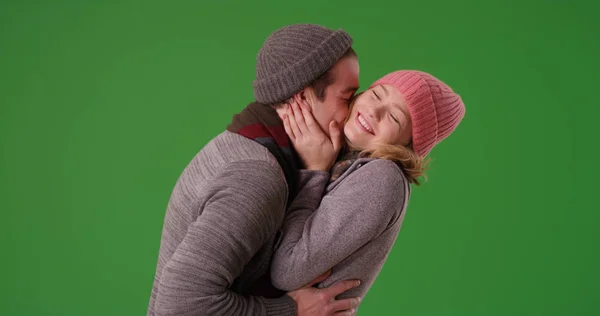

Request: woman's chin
left=344, top=133, right=364, bottom=150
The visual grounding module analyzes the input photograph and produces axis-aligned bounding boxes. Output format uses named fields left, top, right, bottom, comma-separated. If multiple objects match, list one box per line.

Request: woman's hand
left=282, top=101, right=343, bottom=171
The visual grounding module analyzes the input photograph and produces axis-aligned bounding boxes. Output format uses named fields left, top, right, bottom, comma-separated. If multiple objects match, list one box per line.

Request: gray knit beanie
left=253, top=24, right=353, bottom=104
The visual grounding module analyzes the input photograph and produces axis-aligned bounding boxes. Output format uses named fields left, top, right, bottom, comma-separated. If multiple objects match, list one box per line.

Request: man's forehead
left=337, top=75, right=360, bottom=92
left=332, top=58, right=359, bottom=90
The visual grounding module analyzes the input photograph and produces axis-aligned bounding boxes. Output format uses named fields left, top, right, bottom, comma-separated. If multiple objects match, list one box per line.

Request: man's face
left=307, top=56, right=360, bottom=136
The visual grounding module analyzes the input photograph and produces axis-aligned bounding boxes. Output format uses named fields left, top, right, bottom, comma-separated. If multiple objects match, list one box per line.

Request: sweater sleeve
left=270, top=160, right=407, bottom=292
left=154, top=160, right=297, bottom=316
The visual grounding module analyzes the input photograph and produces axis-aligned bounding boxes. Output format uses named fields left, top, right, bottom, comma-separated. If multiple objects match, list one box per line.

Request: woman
left=271, top=70, right=466, bottom=312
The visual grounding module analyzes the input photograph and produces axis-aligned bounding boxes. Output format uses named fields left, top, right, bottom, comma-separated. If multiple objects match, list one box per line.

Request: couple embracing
left=148, top=23, right=465, bottom=316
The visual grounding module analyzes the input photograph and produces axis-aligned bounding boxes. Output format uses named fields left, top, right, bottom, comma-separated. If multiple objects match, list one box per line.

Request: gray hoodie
left=271, top=158, right=409, bottom=307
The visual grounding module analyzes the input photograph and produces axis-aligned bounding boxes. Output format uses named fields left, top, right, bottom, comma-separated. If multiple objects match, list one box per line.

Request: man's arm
left=154, top=159, right=296, bottom=315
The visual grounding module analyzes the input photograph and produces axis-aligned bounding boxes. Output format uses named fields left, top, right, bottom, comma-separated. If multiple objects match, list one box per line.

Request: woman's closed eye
left=373, top=90, right=381, bottom=101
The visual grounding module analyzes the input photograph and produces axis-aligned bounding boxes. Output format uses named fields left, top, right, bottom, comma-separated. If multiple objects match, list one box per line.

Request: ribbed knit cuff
left=261, top=295, right=297, bottom=316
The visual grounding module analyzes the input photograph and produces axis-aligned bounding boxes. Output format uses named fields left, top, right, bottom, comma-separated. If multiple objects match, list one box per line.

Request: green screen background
left=2, top=0, right=599, bottom=315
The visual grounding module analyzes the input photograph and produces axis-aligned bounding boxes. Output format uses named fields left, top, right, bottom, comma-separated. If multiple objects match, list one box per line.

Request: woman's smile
left=356, top=112, right=375, bottom=135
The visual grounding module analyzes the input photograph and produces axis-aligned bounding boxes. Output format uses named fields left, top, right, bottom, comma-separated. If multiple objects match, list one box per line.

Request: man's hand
left=287, top=271, right=361, bottom=316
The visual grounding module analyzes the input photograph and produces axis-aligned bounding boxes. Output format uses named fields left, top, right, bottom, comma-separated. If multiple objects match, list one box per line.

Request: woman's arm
left=271, top=159, right=408, bottom=292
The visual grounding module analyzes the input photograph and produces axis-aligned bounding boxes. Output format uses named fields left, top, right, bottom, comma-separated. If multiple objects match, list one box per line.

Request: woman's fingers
left=282, top=114, right=295, bottom=141
left=291, top=102, right=308, bottom=134
left=299, top=101, right=323, bottom=136
left=329, top=120, right=343, bottom=153
left=286, top=104, right=302, bottom=138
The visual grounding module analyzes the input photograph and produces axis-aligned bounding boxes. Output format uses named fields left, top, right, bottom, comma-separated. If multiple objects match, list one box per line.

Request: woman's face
left=344, top=84, right=412, bottom=150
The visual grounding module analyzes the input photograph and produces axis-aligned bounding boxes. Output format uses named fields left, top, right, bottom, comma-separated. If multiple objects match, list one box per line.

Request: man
left=148, top=23, right=360, bottom=316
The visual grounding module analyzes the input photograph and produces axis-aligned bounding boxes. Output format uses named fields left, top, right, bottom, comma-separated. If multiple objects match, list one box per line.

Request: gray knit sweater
left=148, top=131, right=296, bottom=316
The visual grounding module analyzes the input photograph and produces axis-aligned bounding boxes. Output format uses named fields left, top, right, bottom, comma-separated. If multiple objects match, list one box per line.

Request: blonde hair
left=345, top=93, right=430, bottom=185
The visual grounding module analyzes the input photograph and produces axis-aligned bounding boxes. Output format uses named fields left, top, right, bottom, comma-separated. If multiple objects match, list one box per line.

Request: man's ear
left=291, top=88, right=314, bottom=111
left=291, top=89, right=306, bottom=104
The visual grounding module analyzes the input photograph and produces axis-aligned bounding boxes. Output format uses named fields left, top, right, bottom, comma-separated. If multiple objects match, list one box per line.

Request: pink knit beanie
left=370, top=70, right=465, bottom=157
